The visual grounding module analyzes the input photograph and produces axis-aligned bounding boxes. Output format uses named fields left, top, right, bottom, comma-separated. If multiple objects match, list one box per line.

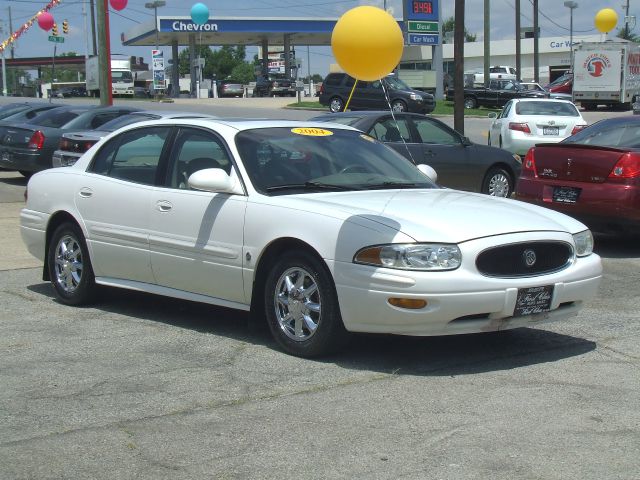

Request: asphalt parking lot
left=1, top=139, right=639, bottom=478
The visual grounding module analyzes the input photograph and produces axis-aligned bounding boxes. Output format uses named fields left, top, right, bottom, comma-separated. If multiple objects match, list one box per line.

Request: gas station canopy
left=122, top=17, right=348, bottom=47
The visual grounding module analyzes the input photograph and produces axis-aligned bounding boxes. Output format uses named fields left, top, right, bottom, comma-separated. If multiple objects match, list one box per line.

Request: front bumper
left=330, top=231, right=602, bottom=335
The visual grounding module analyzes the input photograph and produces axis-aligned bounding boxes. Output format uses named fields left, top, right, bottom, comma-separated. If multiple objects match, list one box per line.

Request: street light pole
left=564, top=1, right=578, bottom=72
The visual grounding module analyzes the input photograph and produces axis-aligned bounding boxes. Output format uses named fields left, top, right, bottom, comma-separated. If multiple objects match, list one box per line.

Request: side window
left=89, top=126, right=169, bottom=185
left=500, top=101, right=513, bottom=118
left=167, top=128, right=232, bottom=189
left=369, top=118, right=411, bottom=143
left=414, top=118, right=459, bottom=145
left=345, top=76, right=356, bottom=87
left=369, top=80, right=382, bottom=90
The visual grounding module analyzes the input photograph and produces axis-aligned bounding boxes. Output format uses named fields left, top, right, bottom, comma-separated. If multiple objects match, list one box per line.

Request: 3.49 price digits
left=413, top=0, right=433, bottom=14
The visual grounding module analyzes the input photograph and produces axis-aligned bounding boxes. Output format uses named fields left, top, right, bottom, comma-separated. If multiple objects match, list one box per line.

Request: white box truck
left=573, top=40, right=640, bottom=110
left=85, top=55, right=134, bottom=97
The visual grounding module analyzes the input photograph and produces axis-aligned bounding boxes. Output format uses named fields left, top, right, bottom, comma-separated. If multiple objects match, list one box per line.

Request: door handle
left=156, top=200, right=173, bottom=212
left=424, top=150, right=435, bottom=157
left=78, top=188, right=93, bottom=198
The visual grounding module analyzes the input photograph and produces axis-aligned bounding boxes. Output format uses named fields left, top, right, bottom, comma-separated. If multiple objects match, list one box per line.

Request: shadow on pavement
left=28, top=281, right=596, bottom=376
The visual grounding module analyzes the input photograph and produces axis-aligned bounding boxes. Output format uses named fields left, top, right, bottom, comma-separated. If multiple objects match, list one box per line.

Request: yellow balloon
left=594, top=8, right=618, bottom=33
left=331, top=6, right=404, bottom=82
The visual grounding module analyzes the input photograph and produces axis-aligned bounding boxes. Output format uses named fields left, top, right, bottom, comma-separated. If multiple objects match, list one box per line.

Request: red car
left=515, top=117, right=640, bottom=235
left=545, top=73, right=573, bottom=95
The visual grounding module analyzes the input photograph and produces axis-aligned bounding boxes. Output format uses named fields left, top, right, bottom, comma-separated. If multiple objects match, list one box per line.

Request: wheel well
left=42, top=211, right=82, bottom=281
left=249, top=237, right=326, bottom=322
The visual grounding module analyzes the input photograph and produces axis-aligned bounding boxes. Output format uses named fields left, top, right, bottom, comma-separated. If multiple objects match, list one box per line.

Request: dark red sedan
left=515, top=117, right=640, bottom=235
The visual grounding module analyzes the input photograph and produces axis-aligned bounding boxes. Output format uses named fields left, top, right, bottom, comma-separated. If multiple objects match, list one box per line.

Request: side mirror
left=487, top=112, right=498, bottom=119
left=188, top=168, right=243, bottom=194
left=461, top=136, right=472, bottom=146
left=417, top=163, right=438, bottom=183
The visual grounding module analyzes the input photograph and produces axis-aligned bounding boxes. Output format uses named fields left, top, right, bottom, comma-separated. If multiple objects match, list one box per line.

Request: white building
left=400, top=33, right=609, bottom=85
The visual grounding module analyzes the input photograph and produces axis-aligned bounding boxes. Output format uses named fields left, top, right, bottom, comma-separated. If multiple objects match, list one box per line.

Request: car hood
left=269, top=189, right=585, bottom=243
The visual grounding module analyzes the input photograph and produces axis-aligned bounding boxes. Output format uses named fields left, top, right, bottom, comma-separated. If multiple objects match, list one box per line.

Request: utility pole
left=90, top=0, right=97, bottom=56
left=515, top=0, right=521, bottom=80
left=483, top=0, right=490, bottom=88
left=454, top=0, right=465, bottom=134
left=624, top=0, right=631, bottom=38
left=8, top=6, right=14, bottom=59
left=533, top=0, right=539, bottom=83
left=96, top=0, right=113, bottom=105
left=0, top=21, right=7, bottom=96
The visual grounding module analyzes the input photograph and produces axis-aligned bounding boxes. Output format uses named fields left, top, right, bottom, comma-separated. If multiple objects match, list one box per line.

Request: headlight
left=354, top=244, right=462, bottom=271
left=573, top=230, right=594, bottom=257
left=409, top=93, right=421, bottom=100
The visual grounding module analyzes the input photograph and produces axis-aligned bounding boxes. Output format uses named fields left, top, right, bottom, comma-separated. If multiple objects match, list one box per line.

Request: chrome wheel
left=483, top=168, right=513, bottom=197
left=391, top=100, right=407, bottom=112
left=274, top=266, right=321, bottom=341
left=54, top=234, right=84, bottom=293
left=48, top=222, right=96, bottom=305
left=329, top=97, right=344, bottom=113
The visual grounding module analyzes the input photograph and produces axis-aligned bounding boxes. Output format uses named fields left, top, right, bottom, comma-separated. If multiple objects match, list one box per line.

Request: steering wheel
left=339, top=164, right=369, bottom=174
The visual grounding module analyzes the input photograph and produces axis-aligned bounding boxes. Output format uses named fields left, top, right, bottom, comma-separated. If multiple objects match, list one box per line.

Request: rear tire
left=329, top=96, right=345, bottom=113
left=47, top=222, right=96, bottom=305
left=464, top=96, right=477, bottom=109
left=19, top=170, right=33, bottom=178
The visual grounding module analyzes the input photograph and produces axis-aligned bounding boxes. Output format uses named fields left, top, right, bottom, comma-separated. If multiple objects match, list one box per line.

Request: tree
left=616, top=27, right=640, bottom=42
left=442, top=16, right=476, bottom=43
left=179, top=45, right=252, bottom=80
left=230, top=62, right=256, bottom=84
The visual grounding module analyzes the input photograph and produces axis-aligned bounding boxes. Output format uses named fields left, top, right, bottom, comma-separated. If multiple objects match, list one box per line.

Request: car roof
left=310, top=111, right=426, bottom=119
left=123, top=118, right=360, bottom=133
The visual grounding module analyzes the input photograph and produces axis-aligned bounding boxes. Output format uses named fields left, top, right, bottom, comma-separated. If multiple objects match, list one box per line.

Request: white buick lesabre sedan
left=20, top=119, right=602, bottom=357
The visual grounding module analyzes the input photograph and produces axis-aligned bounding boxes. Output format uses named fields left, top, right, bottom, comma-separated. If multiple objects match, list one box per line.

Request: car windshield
left=562, top=120, right=640, bottom=147
left=516, top=101, right=579, bottom=116
left=547, top=74, right=572, bottom=87
left=28, top=108, right=84, bottom=128
left=235, top=127, right=437, bottom=195
left=112, top=71, right=133, bottom=83
left=98, top=113, right=160, bottom=132
left=385, top=76, right=411, bottom=90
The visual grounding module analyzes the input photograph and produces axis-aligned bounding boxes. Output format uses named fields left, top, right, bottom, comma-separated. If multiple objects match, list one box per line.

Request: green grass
left=287, top=100, right=500, bottom=116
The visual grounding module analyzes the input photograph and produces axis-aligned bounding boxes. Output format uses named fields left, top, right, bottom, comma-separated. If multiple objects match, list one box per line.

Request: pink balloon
left=110, top=0, right=128, bottom=11
left=38, top=12, right=54, bottom=31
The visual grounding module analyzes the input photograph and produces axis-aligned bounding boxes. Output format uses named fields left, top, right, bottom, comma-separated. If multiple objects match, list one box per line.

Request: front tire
left=391, top=99, right=408, bottom=112
left=47, top=222, right=96, bottom=305
left=482, top=167, right=513, bottom=197
left=264, top=251, right=349, bottom=357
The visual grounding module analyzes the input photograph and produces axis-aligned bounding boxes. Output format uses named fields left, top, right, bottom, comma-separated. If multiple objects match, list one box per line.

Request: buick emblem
left=523, top=249, right=537, bottom=267
left=548, top=120, right=556, bottom=126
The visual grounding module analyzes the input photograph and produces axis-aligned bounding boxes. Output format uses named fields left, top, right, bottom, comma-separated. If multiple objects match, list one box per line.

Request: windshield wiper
left=266, top=181, right=357, bottom=192
left=365, top=181, right=420, bottom=190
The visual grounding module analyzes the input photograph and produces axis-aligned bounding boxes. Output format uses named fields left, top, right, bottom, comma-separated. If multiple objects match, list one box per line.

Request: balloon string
left=344, top=79, right=358, bottom=110
left=381, top=77, right=416, bottom=165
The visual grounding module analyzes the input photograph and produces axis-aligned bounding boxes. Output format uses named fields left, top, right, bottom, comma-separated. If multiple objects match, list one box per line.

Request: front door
left=148, top=127, right=247, bottom=305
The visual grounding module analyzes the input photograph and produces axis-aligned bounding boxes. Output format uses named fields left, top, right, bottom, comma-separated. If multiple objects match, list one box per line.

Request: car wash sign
left=404, top=0, right=440, bottom=45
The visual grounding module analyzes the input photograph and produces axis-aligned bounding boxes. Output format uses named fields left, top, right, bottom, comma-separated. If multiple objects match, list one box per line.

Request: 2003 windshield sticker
left=291, top=128, right=334, bottom=136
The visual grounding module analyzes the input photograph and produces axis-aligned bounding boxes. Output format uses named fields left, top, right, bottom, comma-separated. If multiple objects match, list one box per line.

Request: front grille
left=476, top=241, right=573, bottom=277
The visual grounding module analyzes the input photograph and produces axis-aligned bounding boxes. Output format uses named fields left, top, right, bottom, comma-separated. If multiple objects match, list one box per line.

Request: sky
left=0, top=0, right=636, bottom=77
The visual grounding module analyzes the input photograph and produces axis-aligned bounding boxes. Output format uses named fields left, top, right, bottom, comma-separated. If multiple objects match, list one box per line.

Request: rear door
left=76, top=125, right=171, bottom=282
